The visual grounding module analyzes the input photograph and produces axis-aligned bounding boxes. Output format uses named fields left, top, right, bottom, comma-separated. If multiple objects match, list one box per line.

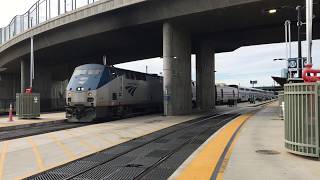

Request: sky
left=1, top=0, right=319, bottom=87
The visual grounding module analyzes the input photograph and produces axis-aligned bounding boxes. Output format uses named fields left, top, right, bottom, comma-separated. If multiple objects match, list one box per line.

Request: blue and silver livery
left=66, top=64, right=163, bottom=122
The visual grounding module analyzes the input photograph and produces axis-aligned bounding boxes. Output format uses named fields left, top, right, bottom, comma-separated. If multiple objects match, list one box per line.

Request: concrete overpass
left=0, top=0, right=319, bottom=114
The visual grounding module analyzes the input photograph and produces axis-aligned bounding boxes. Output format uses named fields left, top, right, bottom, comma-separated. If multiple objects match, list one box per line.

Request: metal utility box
left=16, top=93, right=40, bottom=119
left=284, top=83, right=320, bottom=157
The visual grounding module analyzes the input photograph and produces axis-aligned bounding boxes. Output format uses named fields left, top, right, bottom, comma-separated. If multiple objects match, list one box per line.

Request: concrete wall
left=0, top=73, right=20, bottom=112
left=19, top=61, right=70, bottom=111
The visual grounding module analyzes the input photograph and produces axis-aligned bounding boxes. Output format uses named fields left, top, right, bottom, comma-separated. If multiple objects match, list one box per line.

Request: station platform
left=0, top=113, right=204, bottom=180
left=0, top=101, right=275, bottom=180
left=0, top=112, right=66, bottom=130
left=170, top=102, right=320, bottom=180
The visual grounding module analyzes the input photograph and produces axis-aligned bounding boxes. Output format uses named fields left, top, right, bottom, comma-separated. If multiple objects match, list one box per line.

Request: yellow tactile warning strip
left=215, top=123, right=244, bottom=180
left=176, top=113, right=252, bottom=180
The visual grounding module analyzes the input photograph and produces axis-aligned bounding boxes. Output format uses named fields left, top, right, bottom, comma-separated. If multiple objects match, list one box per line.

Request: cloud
left=116, top=40, right=320, bottom=88
left=0, top=0, right=37, bottom=27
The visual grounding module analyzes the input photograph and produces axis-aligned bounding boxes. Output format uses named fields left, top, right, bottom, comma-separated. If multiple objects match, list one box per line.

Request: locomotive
left=66, top=64, right=162, bottom=122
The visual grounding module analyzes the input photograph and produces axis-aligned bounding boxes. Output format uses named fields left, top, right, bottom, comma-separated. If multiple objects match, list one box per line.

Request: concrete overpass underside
left=0, top=0, right=319, bottom=114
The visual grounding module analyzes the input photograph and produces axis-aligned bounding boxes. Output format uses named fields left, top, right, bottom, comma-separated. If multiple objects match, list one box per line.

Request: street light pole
left=306, top=0, right=313, bottom=65
left=296, top=5, right=303, bottom=78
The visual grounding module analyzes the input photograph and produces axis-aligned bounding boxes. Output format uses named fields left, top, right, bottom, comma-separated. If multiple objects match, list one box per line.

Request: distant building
left=281, top=68, right=288, bottom=78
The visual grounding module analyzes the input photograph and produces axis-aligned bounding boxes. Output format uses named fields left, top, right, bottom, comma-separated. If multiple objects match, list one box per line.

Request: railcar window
left=112, top=93, right=117, bottom=100
left=221, top=89, right=224, bottom=99
left=136, top=73, right=146, bottom=81
left=125, top=72, right=135, bottom=80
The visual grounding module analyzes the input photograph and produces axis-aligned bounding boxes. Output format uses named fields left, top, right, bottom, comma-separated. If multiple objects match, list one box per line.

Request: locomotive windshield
left=73, top=69, right=102, bottom=76
left=67, top=64, right=109, bottom=91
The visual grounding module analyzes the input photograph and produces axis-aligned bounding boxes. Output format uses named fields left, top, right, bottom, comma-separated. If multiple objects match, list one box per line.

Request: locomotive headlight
left=88, top=92, right=93, bottom=97
left=68, top=92, right=72, bottom=97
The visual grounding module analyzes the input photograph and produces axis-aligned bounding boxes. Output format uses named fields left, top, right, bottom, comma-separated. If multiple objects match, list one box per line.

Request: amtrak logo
left=125, top=86, right=138, bottom=96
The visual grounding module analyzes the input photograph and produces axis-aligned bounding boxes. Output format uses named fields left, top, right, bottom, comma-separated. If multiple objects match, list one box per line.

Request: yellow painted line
left=47, top=134, right=76, bottom=160
left=176, top=114, right=252, bottom=180
left=27, top=137, right=45, bottom=170
left=0, top=142, right=9, bottom=180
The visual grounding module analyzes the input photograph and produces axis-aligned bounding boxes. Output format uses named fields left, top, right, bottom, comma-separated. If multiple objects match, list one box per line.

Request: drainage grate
left=154, top=139, right=170, bottom=143
left=146, top=150, right=171, bottom=158
left=104, top=167, right=145, bottom=180
left=108, top=155, right=136, bottom=166
left=29, top=172, right=70, bottom=180
left=190, top=138, right=205, bottom=144
left=128, top=157, right=160, bottom=167
left=140, top=167, right=176, bottom=180
left=51, top=161, right=99, bottom=175
left=256, top=150, right=280, bottom=155
left=101, top=145, right=132, bottom=155
left=81, top=153, right=117, bottom=163
left=73, top=166, right=119, bottom=180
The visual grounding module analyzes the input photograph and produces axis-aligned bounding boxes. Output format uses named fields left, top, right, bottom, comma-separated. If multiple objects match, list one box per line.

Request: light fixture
left=268, top=9, right=277, bottom=14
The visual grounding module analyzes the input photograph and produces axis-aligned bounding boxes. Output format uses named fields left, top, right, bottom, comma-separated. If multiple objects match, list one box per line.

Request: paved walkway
left=223, top=102, right=320, bottom=180
left=171, top=102, right=320, bottom=180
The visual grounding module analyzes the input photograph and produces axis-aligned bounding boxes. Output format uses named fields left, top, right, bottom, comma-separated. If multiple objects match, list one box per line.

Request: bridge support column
left=20, top=59, right=30, bottom=93
left=196, top=42, right=215, bottom=111
left=163, top=22, right=192, bottom=116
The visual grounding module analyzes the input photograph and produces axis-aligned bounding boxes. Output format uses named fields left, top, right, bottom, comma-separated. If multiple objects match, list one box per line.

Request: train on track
left=0, top=64, right=276, bottom=119
left=65, top=64, right=163, bottom=122
left=66, top=64, right=276, bottom=122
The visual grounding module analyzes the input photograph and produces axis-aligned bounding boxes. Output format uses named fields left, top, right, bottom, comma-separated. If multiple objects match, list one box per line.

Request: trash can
left=284, top=83, right=320, bottom=157
left=16, top=93, right=40, bottom=119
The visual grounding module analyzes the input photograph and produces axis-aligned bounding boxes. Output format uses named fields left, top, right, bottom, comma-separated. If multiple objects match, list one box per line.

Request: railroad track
left=27, top=112, right=241, bottom=180
left=0, top=121, right=90, bottom=142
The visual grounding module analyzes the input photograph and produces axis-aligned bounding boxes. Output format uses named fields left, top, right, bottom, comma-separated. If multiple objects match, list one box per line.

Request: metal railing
left=0, top=0, right=98, bottom=45
left=284, top=83, right=320, bottom=157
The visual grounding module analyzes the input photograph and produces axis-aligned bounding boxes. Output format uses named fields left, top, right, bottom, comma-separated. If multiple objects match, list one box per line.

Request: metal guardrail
left=0, top=0, right=99, bottom=45
left=284, top=83, right=320, bottom=157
